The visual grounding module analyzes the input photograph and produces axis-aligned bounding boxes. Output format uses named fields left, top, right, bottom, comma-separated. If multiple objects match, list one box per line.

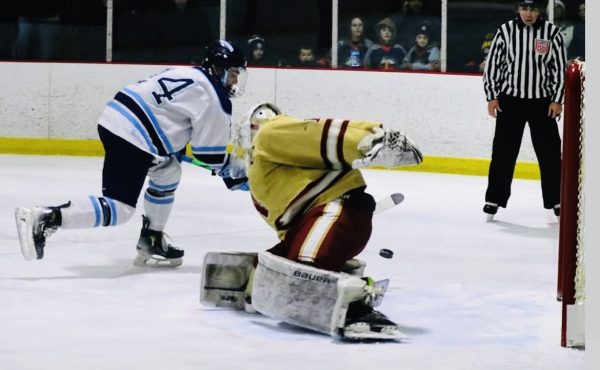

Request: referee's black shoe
left=483, top=202, right=498, bottom=215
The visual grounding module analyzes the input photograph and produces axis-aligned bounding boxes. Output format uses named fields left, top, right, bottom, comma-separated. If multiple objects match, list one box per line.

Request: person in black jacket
left=482, top=0, right=567, bottom=219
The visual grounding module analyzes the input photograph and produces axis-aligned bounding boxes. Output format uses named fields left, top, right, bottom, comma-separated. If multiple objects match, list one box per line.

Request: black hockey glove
left=222, top=176, right=250, bottom=191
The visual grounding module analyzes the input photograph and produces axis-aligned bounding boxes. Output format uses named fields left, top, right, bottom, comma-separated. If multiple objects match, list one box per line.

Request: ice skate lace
left=40, top=221, right=59, bottom=239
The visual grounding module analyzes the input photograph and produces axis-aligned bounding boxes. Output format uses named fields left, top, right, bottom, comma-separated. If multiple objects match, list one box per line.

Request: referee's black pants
left=485, top=94, right=561, bottom=209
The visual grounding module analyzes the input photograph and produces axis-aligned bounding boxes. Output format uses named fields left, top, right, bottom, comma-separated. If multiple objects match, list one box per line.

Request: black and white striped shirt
left=483, top=17, right=567, bottom=103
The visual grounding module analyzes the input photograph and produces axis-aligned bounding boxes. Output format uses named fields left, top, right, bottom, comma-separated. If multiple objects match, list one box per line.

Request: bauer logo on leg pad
left=292, top=270, right=335, bottom=284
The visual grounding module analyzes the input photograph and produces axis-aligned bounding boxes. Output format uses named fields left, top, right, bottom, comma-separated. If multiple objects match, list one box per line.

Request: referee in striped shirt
left=483, top=0, right=567, bottom=218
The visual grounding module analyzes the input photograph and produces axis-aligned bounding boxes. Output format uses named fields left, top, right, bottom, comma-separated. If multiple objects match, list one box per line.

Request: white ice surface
left=0, top=155, right=585, bottom=370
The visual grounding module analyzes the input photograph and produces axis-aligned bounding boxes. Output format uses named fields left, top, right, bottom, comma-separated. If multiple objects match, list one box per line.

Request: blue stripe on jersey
left=89, top=196, right=101, bottom=227
left=148, top=180, right=179, bottom=192
left=113, top=92, right=166, bottom=155
left=107, top=101, right=158, bottom=155
left=191, top=145, right=227, bottom=152
left=123, top=88, right=175, bottom=154
left=192, top=67, right=232, bottom=115
left=105, top=197, right=118, bottom=226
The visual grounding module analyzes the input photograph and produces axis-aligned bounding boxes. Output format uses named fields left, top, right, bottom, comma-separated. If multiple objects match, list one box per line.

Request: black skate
left=15, top=205, right=63, bottom=261
left=483, top=202, right=498, bottom=222
left=342, top=301, right=404, bottom=340
left=134, top=215, right=184, bottom=267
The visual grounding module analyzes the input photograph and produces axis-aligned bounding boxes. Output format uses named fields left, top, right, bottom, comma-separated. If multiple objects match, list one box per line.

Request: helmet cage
left=227, top=102, right=282, bottom=178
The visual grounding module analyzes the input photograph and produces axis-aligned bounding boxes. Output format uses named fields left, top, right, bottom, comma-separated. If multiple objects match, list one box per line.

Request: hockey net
left=557, top=60, right=585, bottom=349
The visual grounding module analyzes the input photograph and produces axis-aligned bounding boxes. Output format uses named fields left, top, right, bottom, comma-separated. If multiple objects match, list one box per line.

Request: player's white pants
left=143, top=156, right=182, bottom=231
left=60, top=195, right=135, bottom=229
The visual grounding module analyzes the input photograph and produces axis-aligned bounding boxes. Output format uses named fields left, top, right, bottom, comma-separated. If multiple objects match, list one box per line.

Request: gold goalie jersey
left=248, top=115, right=382, bottom=239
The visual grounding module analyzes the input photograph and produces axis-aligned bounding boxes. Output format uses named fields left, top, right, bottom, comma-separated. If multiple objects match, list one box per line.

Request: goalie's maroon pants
left=267, top=188, right=375, bottom=272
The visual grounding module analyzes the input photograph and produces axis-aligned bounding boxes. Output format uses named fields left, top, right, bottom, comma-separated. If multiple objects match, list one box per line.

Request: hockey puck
left=379, top=248, right=394, bottom=259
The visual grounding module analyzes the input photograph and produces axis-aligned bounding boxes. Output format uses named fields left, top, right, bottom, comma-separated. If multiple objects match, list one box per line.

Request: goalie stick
left=182, top=154, right=404, bottom=215
left=374, top=192, right=404, bottom=215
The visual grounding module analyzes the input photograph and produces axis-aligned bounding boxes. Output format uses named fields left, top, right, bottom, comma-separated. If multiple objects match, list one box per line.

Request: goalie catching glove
left=352, top=128, right=423, bottom=169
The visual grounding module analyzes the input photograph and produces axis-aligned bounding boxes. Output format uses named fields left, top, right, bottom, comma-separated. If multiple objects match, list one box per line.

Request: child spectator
left=363, top=17, right=407, bottom=70
left=293, top=46, right=319, bottom=67
left=246, top=34, right=278, bottom=66
left=400, top=23, right=440, bottom=71
left=390, top=0, right=441, bottom=49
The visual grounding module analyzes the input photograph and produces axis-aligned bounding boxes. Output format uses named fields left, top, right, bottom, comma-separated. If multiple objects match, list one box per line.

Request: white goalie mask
left=228, top=102, right=282, bottom=178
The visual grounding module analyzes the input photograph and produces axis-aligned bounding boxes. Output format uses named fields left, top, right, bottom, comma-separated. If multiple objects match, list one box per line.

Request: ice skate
left=342, top=300, right=404, bottom=340
left=483, top=202, right=498, bottom=222
left=15, top=206, right=62, bottom=261
left=134, top=215, right=184, bottom=267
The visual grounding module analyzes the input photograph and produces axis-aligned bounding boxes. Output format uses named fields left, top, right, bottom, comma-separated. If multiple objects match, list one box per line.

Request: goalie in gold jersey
left=203, top=103, right=423, bottom=340
left=229, top=102, right=423, bottom=272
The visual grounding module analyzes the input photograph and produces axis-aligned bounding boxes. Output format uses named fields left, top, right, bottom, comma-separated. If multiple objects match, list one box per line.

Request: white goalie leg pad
left=200, top=252, right=258, bottom=310
left=144, top=156, right=182, bottom=230
left=61, top=196, right=135, bottom=228
left=251, top=252, right=370, bottom=337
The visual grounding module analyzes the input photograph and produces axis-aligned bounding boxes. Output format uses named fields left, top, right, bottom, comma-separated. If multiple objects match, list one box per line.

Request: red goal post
left=557, top=60, right=585, bottom=349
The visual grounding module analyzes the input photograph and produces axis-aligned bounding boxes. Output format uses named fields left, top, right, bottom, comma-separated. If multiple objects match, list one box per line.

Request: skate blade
left=133, top=250, right=182, bottom=268
left=15, top=207, right=37, bottom=261
left=343, top=323, right=406, bottom=340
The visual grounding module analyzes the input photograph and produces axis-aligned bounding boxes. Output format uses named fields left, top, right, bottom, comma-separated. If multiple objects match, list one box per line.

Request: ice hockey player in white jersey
left=15, top=40, right=249, bottom=268
left=201, top=103, right=423, bottom=340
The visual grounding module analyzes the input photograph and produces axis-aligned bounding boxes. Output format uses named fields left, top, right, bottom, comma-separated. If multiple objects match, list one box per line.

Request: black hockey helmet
left=202, top=40, right=248, bottom=97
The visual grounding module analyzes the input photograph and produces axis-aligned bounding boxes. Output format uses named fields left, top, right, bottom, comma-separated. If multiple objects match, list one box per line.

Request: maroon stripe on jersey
left=337, top=120, right=350, bottom=170
left=251, top=195, right=268, bottom=217
left=320, top=119, right=333, bottom=169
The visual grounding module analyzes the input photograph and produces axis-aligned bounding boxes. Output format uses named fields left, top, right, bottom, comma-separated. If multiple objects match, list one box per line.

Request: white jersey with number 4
left=98, top=66, right=232, bottom=169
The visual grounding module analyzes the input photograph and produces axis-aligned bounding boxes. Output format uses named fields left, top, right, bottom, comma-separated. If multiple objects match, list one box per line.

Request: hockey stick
left=374, top=192, right=404, bottom=215
left=181, top=155, right=220, bottom=176
left=182, top=154, right=403, bottom=214
left=180, top=154, right=213, bottom=171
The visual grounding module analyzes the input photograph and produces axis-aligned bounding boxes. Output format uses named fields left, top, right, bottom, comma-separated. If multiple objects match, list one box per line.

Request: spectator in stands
left=569, top=0, right=585, bottom=60
left=464, top=32, right=494, bottom=73
left=11, top=0, right=63, bottom=60
left=400, top=23, right=440, bottom=71
left=292, top=46, right=319, bottom=67
left=390, top=0, right=441, bottom=49
left=246, top=35, right=278, bottom=66
left=363, top=17, right=407, bottom=70
left=332, top=16, right=374, bottom=68
left=549, top=0, right=574, bottom=57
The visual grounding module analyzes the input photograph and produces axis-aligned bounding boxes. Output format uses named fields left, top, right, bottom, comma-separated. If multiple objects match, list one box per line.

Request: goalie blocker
left=200, top=251, right=405, bottom=340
